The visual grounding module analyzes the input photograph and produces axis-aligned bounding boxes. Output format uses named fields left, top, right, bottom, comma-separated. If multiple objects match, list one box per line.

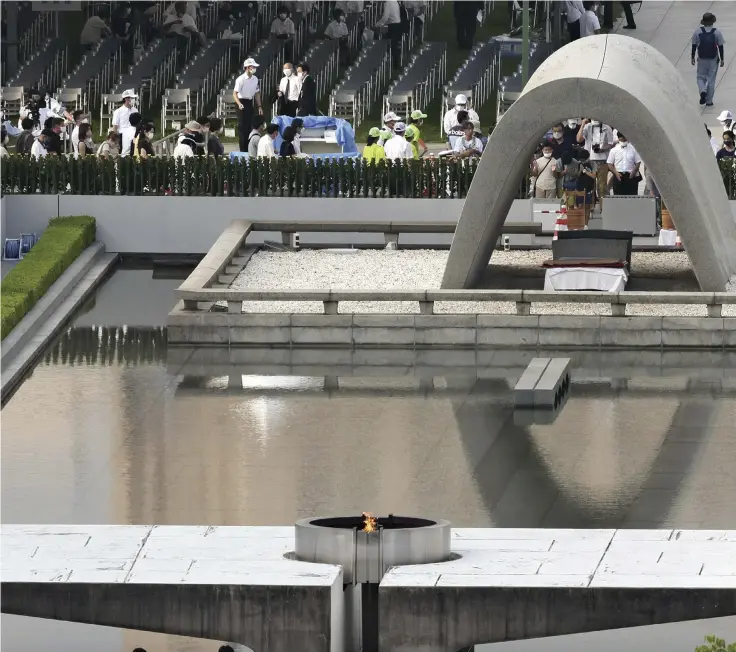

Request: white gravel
left=230, top=250, right=735, bottom=316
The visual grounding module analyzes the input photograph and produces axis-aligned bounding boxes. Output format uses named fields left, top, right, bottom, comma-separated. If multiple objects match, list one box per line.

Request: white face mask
left=283, top=68, right=292, bottom=77
left=619, top=141, right=628, bottom=147
left=552, top=130, right=563, bottom=139
left=591, top=120, right=600, bottom=127
left=542, top=151, right=552, bottom=158
left=297, top=71, right=305, bottom=80
left=568, top=120, right=578, bottom=128
left=82, top=117, right=90, bottom=124
left=247, top=67, right=256, bottom=75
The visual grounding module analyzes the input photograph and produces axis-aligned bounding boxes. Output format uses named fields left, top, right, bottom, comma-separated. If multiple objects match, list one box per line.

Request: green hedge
left=1, top=215, right=96, bottom=340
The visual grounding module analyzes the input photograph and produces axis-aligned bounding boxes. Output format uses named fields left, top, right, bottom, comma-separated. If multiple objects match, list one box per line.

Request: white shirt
left=112, top=104, right=138, bottom=131
left=711, top=136, right=721, bottom=155
left=30, top=139, right=47, bottom=159
left=376, top=0, right=401, bottom=26
left=257, top=134, right=276, bottom=158
left=606, top=143, right=641, bottom=173
left=325, top=20, right=349, bottom=39
left=453, top=136, right=484, bottom=155
left=173, top=137, right=195, bottom=160
left=443, top=107, right=479, bottom=136
left=278, top=74, right=301, bottom=102
left=383, top=134, right=413, bottom=159
left=565, top=0, right=585, bottom=23
left=0, top=145, right=8, bottom=158
left=580, top=122, right=614, bottom=161
left=163, top=11, right=197, bottom=36
left=165, top=1, right=199, bottom=19
left=71, top=124, right=81, bottom=153
left=120, top=125, right=136, bottom=157
left=234, top=73, right=260, bottom=99
left=580, top=9, right=600, bottom=37
left=80, top=15, right=108, bottom=44
left=293, top=132, right=301, bottom=155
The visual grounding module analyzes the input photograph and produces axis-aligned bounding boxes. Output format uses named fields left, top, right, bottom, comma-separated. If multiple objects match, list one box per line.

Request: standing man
left=233, top=57, right=263, bottom=153
left=565, top=0, right=585, bottom=42
left=296, top=63, right=317, bottom=117
left=692, top=12, right=725, bottom=107
left=606, top=132, right=641, bottom=196
left=277, top=63, right=300, bottom=117
left=112, top=89, right=139, bottom=134
left=375, top=0, right=403, bottom=69
left=453, top=1, right=482, bottom=50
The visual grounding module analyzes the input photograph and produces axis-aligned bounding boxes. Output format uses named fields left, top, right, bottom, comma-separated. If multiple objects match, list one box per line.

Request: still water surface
left=2, top=269, right=736, bottom=651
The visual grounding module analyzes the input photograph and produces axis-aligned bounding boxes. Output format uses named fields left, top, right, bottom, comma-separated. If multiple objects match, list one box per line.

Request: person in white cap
left=233, top=57, right=263, bottom=153
left=383, top=122, right=413, bottom=160
left=112, top=89, right=139, bottom=134
left=442, top=94, right=479, bottom=141
left=717, top=110, right=734, bottom=133
left=378, top=111, right=399, bottom=145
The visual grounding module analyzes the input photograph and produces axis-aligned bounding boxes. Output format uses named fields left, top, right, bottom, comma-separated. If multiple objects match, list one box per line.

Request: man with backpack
left=692, top=12, right=725, bottom=107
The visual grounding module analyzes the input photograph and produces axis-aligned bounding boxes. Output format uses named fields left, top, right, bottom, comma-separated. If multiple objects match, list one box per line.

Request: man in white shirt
left=606, top=132, right=641, bottom=195
left=30, top=132, right=50, bottom=159
left=112, top=89, right=138, bottom=134
left=120, top=113, right=141, bottom=157
left=165, top=1, right=199, bottom=20
left=383, top=122, right=413, bottom=159
left=443, top=94, right=479, bottom=141
left=576, top=117, right=614, bottom=203
left=375, top=0, right=402, bottom=69
left=565, top=0, right=585, bottom=41
left=277, top=63, right=300, bottom=117
left=233, top=58, right=263, bottom=152
left=257, top=124, right=279, bottom=158
left=580, top=2, right=600, bottom=38
left=453, top=121, right=484, bottom=159
left=163, top=2, right=206, bottom=45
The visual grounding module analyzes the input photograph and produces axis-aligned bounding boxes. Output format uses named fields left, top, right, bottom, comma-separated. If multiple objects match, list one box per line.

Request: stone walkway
left=614, top=0, right=736, bottom=130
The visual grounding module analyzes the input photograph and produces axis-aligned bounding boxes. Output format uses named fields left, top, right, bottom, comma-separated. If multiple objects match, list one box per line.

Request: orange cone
left=553, top=207, right=568, bottom=241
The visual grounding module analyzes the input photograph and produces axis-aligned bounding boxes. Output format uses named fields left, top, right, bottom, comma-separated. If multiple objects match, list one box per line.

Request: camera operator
left=576, top=118, right=614, bottom=206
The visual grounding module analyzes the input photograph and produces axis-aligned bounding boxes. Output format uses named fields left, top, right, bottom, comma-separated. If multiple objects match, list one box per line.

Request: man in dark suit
left=296, top=62, right=317, bottom=117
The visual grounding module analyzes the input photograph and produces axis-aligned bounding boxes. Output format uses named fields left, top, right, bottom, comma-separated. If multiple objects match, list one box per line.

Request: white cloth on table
left=658, top=229, right=679, bottom=247
left=544, top=267, right=628, bottom=292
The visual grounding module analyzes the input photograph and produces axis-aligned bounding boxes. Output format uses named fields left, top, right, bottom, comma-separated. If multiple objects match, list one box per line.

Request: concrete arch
left=442, top=34, right=736, bottom=291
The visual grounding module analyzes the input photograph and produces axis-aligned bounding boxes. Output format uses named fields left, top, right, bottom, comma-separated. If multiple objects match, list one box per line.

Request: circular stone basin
left=294, top=515, right=452, bottom=584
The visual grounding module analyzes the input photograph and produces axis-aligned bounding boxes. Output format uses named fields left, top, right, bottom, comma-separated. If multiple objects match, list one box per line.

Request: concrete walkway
left=614, top=0, right=736, bottom=130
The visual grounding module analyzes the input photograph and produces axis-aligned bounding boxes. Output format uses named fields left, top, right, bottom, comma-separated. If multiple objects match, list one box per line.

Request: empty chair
left=161, top=89, right=192, bottom=130
left=1, top=87, right=25, bottom=117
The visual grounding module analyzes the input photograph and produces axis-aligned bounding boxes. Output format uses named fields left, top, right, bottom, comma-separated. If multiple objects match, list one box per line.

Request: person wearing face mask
left=233, top=58, right=263, bottom=152
left=296, top=63, right=317, bottom=117
left=547, top=123, right=575, bottom=160
left=606, top=132, right=641, bottom=196
left=563, top=118, right=580, bottom=143
left=76, top=124, right=96, bottom=158
left=326, top=8, right=350, bottom=67
left=717, top=110, right=734, bottom=134
left=113, top=90, right=139, bottom=137
left=580, top=2, right=600, bottom=38
left=577, top=117, right=613, bottom=205
left=277, top=63, right=300, bottom=117
left=31, top=129, right=53, bottom=159
left=442, top=94, right=479, bottom=143
left=716, top=131, right=736, bottom=161
left=531, top=142, right=558, bottom=199
left=134, top=121, right=156, bottom=160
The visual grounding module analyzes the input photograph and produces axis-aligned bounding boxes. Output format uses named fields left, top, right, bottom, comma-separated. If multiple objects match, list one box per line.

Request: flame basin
left=294, top=515, right=451, bottom=584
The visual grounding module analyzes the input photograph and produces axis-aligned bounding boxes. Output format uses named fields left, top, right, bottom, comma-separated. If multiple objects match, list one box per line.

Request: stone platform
left=2, top=526, right=736, bottom=652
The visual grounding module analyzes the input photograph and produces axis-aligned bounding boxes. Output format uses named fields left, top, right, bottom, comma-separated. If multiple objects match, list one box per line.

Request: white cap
left=243, top=57, right=259, bottom=68
left=717, top=110, right=733, bottom=122
left=121, top=89, right=138, bottom=99
left=383, top=111, right=399, bottom=123
left=455, top=93, right=467, bottom=105
left=393, top=121, right=407, bottom=133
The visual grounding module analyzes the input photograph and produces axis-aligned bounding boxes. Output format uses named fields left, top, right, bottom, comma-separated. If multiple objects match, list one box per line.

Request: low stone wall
left=168, top=311, right=736, bottom=349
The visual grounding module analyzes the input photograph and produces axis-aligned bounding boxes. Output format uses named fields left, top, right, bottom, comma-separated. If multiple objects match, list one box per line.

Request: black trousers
left=602, top=1, right=614, bottom=28
left=387, top=22, right=403, bottom=68
left=567, top=18, right=580, bottom=41
left=278, top=99, right=298, bottom=117
left=238, top=98, right=254, bottom=153
left=621, top=1, right=636, bottom=27
left=456, top=16, right=477, bottom=49
left=612, top=171, right=639, bottom=195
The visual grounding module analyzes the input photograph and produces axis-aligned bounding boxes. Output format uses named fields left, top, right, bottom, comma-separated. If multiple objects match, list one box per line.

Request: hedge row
left=1, top=216, right=96, bottom=340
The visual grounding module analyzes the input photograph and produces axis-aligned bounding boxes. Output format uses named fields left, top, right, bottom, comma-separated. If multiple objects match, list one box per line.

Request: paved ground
left=613, top=0, right=736, bottom=131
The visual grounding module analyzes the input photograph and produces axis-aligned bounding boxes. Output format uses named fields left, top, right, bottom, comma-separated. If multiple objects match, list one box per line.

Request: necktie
left=285, top=78, right=290, bottom=100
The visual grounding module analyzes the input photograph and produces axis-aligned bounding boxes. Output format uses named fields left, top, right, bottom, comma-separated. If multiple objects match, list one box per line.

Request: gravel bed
left=229, top=250, right=735, bottom=316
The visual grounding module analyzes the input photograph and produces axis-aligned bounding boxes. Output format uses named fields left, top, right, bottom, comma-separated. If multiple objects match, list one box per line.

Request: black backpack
left=698, top=27, right=718, bottom=59
left=398, top=1, right=410, bottom=34
left=15, top=131, right=34, bottom=154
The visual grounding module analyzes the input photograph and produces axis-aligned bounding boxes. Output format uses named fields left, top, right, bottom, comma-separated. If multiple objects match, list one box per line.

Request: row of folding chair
left=384, top=42, right=446, bottom=121
left=329, top=39, right=391, bottom=128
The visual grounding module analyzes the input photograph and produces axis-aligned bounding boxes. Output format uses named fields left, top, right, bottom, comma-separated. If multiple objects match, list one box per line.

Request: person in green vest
left=407, top=109, right=428, bottom=158
left=362, top=127, right=386, bottom=163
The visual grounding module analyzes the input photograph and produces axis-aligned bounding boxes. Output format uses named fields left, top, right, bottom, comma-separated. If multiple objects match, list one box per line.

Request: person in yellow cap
left=407, top=109, right=427, bottom=158
left=362, top=126, right=386, bottom=164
